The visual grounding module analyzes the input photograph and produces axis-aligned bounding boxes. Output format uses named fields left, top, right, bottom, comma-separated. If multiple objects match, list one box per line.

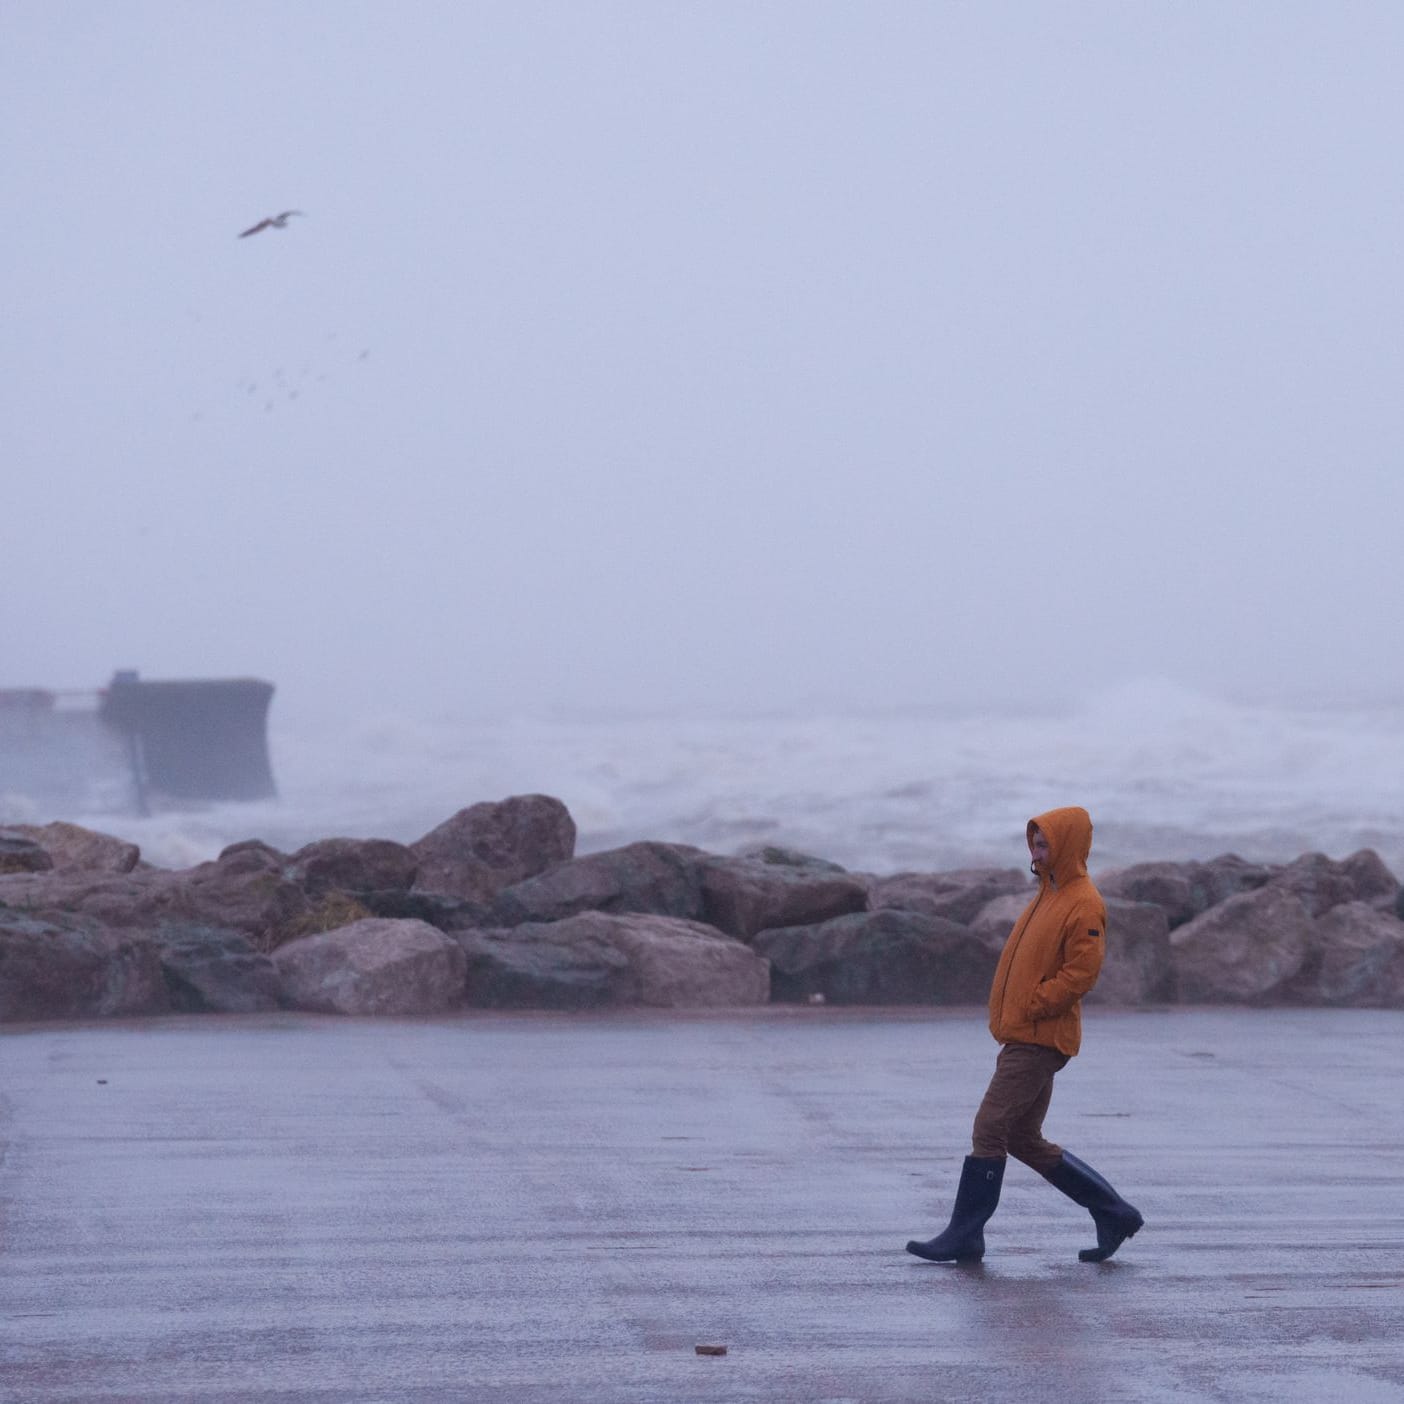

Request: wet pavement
left=2, top=1006, right=1402, bottom=1403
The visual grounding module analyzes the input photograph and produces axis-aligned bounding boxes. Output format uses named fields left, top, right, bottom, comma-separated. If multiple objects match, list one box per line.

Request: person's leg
left=1039, top=1152, right=1144, bottom=1261
left=1005, top=1044, right=1067, bottom=1173
left=973, top=1043, right=1066, bottom=1161
left=992, top=1047, right=1144, bottom=1261
left=906, top=1044, right=1058, bottom=1263
left=904, top=1154, right=1003, bottom=1262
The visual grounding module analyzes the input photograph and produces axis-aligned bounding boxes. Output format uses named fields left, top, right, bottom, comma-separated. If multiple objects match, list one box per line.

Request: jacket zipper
left=996, top=886, right=1045, bottom=1027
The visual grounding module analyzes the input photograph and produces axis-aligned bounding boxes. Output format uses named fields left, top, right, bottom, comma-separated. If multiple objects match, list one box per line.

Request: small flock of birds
left=236, top=343, right=371, bottom=413
left=184, top=210, right=370, bottom=417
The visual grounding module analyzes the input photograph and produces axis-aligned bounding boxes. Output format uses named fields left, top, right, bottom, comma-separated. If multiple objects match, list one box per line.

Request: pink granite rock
left=0, top=909, right=168, bottom=1021
left=1288, top=902, right=1404, bottom=1006
left=868, top=868, right=1032, bottom=927
left=272, top=917, right=467, bottom=1015
left=698, top=855, right=868, bottom=941
left=412, top=794, right=576, bottom=902
left=285, top=837, right=419, bottom=897
left=1171, top=886, right=1315, bottom=1003
left=456, top=911, right=768, bottom=1009
left=8, top=821, right=140, bottom=874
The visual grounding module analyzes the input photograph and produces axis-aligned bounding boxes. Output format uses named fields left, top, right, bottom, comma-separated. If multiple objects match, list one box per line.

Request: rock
left=1097, top=863, right=1201, bottom=929
left=285, top=837, right=419, bottom=898
left=352, top=888, right=490, bottom=932
left=457, top=920, right=630, bottom=1008
left=1170, top=886, right=1315, bottom=1003
left=697, top=856, right=868, bottom=941
left=869, top=868, right=1032, bottom=927
left=1088, top=899, right=1172, bottom=1006
left=1099, top=856, right=1275, bottom=929
left=0, top=867, right=198, bottom=934
left=969, top=893, right=1032, bottom=950
left=488, top=842, right=708, bottom=927
left=267, top=893, right=374, bottom=950
left=0, top=834, right=465, bottom=959
left=150, top=922, right=284, bottom=1013
left=1195, top=854, right=1277, bottom=907
left=180, top=856, right=313, bottom=948
left=0, top=851, right=332, bottom=955
left=1267, top=850, right=1399, bottom=918
left=216, top=839, right=288, bottom=875
left=455, top=912, right=769, bottom=1009
left=412, top=794, right=576, bottom=901
left=754, top=909, right=994, bottom=1005
left=7, top=821, right=140, bottom=874
left=0, top=907, right=168, bottom=1021
left=734, top=844, right=848, bottom=874
left=1286, top=902, right=1404, bottom=1006
left=0, top=830, right=53, bottom=874
left=272, top=918, right=467, bottom=1016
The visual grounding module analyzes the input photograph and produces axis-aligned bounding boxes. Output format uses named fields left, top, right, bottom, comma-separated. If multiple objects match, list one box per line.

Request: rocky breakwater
left=2, top=801, right=1403, bottom=1023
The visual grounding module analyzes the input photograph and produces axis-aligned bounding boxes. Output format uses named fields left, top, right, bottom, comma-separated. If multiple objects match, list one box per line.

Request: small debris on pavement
left=695, top=1344, right=727, bottom=1356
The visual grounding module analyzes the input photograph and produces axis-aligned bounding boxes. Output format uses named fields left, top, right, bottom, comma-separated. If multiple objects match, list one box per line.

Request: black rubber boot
left=905, top=1155, right=1005, bottom=1262
left=1040, top=1151, right=1144, bottom=1262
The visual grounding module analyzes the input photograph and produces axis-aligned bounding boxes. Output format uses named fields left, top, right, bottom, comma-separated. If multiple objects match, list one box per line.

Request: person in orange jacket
left=906, top=805, right=1144, bottom=1264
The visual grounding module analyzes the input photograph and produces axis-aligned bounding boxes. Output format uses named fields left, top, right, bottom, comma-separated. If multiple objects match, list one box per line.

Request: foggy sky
left=5, top=2, right=1402, bottom=719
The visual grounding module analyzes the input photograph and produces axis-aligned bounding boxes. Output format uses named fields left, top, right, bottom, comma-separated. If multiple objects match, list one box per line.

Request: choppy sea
left=4, top=680, right=1402, bottom=879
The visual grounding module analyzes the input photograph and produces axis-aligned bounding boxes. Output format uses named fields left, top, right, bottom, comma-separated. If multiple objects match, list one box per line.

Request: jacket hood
left=1028, top=806, right=1093, bottom=886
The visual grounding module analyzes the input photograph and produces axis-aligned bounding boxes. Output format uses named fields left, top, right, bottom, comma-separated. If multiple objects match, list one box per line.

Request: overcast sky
left=5, top=2, right=1401, bottom=719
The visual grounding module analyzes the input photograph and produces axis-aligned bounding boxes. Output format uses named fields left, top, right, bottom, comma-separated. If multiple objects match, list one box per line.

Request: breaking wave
left=6, top=678, right=1402, bottom=877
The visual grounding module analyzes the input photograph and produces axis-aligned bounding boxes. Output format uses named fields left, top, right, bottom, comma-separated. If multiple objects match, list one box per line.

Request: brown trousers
left=970, top=1042, right=1069, bottom=1173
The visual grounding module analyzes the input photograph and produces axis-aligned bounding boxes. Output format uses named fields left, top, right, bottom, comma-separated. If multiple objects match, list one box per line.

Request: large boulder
left=151, top=921, right=284, bottom=1013
left=0, top=867, right=198, bottom=933
left=7, top=821, right=140, bottom=874
left=969, top=893, right=1032, bottom=950
left=868, top=868, right=1031, bottom=927
left=487, top=842, right=708, bottom=927
left=734, top=844, right=848, bottom=874
left=272, top=918, right=467, bottom=1016
left=1097, top=863, right=1201, bottom=929
left=0, top=847, right=312, bottom=952
left=412, top=794, right=576, bottom=902
left=0, top=907, right=169, bottom=1021
left=1089, top=899, right=1172, bottom=1006
left=1170, top=886, right=1315, bottom=1003
left=217, top=839, right=288, bottom=873
left=285, top=837, right=419, bottom=898
left=355, top=888, right=490, bottom=932
left=697, top=856, right=868, bottom=941
left=1286, top=902, right=1404, bottom=1007
left=455, top=911, right=769, bottom=1010
left=754, top=909, right=994, bottom=1005
left=1195, top=854, right=1278, bottom=907
left=0, top=830, right=53, bottom=875
left=181, top=854, right=313, bottom=949
left=1098, top=855, right=1275, bottom=929
left=1267, top=850, right=1398, bottom=918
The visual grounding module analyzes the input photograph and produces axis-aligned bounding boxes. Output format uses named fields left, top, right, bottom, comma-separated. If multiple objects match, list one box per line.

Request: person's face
left=1028, top=827, right=1052, bottom=878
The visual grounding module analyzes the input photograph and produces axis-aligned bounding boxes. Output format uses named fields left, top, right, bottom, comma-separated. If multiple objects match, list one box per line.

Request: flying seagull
left=238, top=211, right=304, bottom=238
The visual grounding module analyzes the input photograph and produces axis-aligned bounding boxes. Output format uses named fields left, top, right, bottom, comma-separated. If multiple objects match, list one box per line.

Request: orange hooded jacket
left=987, top=805, right=1106, bottom=1057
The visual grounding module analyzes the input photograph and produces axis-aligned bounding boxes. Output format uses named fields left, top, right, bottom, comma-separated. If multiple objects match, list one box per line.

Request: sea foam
left=8, top=678, right=1402, bottom=877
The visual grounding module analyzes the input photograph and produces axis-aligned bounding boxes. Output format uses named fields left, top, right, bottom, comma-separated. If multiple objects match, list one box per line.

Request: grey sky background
left=5, top=2, right=1401, bottom=720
